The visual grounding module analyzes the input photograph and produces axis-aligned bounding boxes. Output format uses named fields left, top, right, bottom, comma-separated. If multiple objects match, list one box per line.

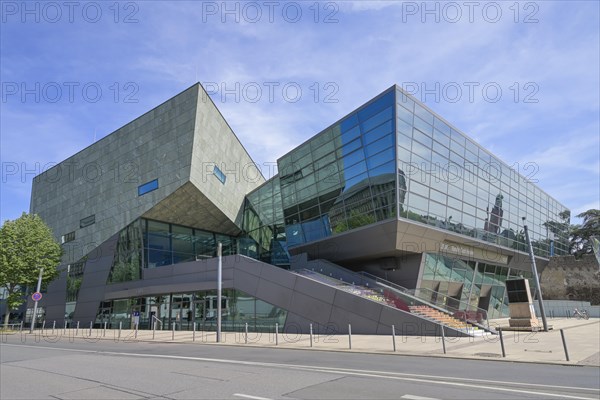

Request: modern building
left=14, top=83, right=571, bottom=336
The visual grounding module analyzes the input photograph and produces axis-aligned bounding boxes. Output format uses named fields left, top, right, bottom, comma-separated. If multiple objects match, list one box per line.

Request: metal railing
left=295, top=259, right=491, bottom=331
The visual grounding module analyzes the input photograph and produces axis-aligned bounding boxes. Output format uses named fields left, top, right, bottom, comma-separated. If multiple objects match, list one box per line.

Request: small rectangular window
left=61, top=231, right=75, bottom=244
left=213, top=166, right=226, bottom=184
left=80, top=215, right=95, bottom=228
left=138, top=179, right=159, bottom=196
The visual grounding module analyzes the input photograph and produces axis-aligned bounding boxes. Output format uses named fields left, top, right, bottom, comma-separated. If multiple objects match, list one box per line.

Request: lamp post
left=216, top=242, right=222, bottom=343
left=522, top=217, right=548, bottom=332
left=29, top=268, right=44, bottom=333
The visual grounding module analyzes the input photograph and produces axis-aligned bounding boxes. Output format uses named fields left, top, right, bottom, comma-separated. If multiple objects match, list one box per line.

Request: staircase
left=293, top=260, right=495, bottom=336
left=295, top=268, right=485, bottom=336
left=409, top=305, right=485, bottom=336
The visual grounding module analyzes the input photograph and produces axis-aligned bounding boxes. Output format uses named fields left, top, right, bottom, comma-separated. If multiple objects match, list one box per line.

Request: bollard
left=498, top=328, right=506, bottom=358
left=193, top=322, right=196, bottom=342
left=560, top=329, right=570, bottom=361
left=118, top=322, right=122, bottom=340
left=103, top=322, right=107, bottom=337
left=172, top=324, right=175, bottom=341
left=275, top=323, right=279, bottom=346
left=245, top=323, right=249, bottom=344
left=42, top=320, right=46, bottom=333
left=52, top=320, right=56, bottom=334
left=309, top=323, right=313, bottom=347
left=348, top=324, right=352, bottom=350
left=76, top=321, right=80, bottom=336
left=134, top=322, right=138, bottom=338
left=440, top=325, right=446, bottom=354
left=153, top=322, right=156, bottom=340
left=19, top=321, right=23, bottom=332
left=391, top=325, right=396, bottom=352
left=89, top=321, right=93, bottom=337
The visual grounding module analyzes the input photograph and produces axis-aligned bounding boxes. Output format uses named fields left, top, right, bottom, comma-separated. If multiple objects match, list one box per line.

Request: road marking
left=401, top=395, right=439, bottom=400
left=2, top=343, right=598, bottom=400
left=233, top=394, right=273, bottom=400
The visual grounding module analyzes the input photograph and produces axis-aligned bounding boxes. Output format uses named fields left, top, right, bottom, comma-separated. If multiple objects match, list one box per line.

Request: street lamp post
left=29, top=268, right=44, bottom=334
left=522, top=218, right=548, bottom=332
left=216, top=242, right=222, bottom=343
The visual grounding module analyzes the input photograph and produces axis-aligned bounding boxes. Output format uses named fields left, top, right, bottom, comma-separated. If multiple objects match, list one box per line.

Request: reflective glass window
left=397, top=105, right=414, bottom=124
left=414, top=103, right=434, bottom=125
left=413, top=117, right=433, bottom=136
left=362, top=106, right=393, bottom=133
left=365, top=135, right=394, bottom=158
left=363, top=120, right=393, bottom=145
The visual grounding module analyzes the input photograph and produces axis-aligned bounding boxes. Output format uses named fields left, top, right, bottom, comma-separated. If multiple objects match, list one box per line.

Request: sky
left=1, top=0, right=599, bottom=226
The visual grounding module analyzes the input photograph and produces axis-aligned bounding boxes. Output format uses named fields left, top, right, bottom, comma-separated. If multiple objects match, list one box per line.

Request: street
left=1, top=334, right=598, bottom=399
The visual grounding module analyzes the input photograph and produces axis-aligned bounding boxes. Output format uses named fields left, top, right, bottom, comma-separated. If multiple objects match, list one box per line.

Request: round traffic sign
left=32, top=292, right=42, bottom=301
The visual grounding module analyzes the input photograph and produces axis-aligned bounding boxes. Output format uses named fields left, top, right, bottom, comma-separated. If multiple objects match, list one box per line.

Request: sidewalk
left=8, top=318, right=600, bottom=366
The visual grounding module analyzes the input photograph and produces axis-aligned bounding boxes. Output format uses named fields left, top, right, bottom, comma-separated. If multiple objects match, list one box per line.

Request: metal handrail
left=151, top=315, right=162, bottom=330
left=358, top=271, right=490, bottom=330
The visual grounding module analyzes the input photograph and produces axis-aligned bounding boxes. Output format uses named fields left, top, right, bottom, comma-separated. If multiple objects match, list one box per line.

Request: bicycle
left=572, top=308, right=590, bottom=320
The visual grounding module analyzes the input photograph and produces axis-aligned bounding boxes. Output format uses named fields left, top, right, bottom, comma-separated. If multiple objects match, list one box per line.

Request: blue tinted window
left=358, top=90, right=394, bottom=122
left=364, top=120, right=393, bottom=145
left=138, top=179, right=158, bottom=196
left=365, top=135, right=394, bottom=158
left=340, top=114, right=359, bottom=132
left=342, top=148, right=365, bottom=168
left=361, top=106, right=393, bottom=133
left=213, top=166, right=226, bottom=184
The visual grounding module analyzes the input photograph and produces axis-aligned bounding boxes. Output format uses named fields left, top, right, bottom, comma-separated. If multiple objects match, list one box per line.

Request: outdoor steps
left=409, top=305, right=483, bottom=335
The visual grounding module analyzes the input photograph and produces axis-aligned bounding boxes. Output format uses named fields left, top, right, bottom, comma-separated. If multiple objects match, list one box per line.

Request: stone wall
left=540, top=254, right=600, bottom=305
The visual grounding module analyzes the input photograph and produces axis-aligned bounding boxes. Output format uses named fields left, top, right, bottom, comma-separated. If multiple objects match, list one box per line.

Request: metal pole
left=29, top=267, right=44, bottom=333
left=152, top=321, right=156, bottom=340
left=217, top=242, right=222, bottom=343
left=172, top=323, right=175, bottom=340
left=498, top=328, right=506, bottom=357
left=275, top=323, right=279, bottom=346
left=392, top=325, right=396, bottom=352
left=118, top=321, right=122, bottom=340
left=348, top=324, right=352, bottom=349
left=42, top=320, right=46, bottom=333
left=134, top=322, right=138, bottom=338
left=19, top=321, right=23, bottom=332
left=523, top=220, right=549, bottom=332
left=103, top=322, right=107, bottom=337
left=89, top=321, right=93, bottom=336
left=52, top=320, right=55, bottom=334
left=441, top=325, right=446, bottom=354
left=309, top=323, right=313, bottom=347
left=76, top=321, right=79, bottom=336
left=193, top=322, right=196, bottom=342
left=245, top=322, right=248, bottom=344
left=560, top=329, right=570, bottom=361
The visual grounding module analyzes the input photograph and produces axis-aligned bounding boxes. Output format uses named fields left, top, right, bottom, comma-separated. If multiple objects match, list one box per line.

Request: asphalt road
left=1, top=334, right=598, bottom=400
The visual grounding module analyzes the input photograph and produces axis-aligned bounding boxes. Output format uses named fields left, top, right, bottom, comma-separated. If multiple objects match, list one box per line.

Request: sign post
left=29, top=268, right=44, bottom=334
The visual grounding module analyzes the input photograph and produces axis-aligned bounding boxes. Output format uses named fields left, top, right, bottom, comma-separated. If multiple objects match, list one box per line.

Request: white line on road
left=2, top=343, right=598, bottom=400
left=233, top=394, right=273, bottom=400
left=401, top=395, right=439, bottom=400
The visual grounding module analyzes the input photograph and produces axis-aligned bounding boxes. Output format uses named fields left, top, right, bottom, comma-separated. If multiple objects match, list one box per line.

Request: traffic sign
left=32, top=292, right=42, bottom=302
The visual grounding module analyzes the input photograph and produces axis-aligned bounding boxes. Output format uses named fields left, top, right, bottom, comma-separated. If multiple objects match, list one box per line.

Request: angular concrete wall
left=31, top=85, right=199, bottom=264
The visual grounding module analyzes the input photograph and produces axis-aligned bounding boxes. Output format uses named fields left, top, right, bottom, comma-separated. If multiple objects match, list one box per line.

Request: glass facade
left=277, top=88, right=397, bottom=247
left=241, top=176, right=290, bottom=266
left=421, top=253, right=538, bottom=319
left=95, top=289, right=287, bottom=332
left=396, top=87, right=569, bottom=258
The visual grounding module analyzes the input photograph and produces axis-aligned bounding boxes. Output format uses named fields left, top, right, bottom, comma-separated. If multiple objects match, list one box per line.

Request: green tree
left=0, top=213, right=62, bottom=327
left=569, top=209, right=600, bottom=258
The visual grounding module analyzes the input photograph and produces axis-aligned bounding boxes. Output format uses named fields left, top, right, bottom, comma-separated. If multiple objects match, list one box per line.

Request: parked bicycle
left=573, top=308, right=590, bottom=320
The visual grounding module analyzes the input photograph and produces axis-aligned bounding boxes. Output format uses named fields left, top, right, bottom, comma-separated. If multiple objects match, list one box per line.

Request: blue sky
left=1, top=1, right=599, bottom=225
